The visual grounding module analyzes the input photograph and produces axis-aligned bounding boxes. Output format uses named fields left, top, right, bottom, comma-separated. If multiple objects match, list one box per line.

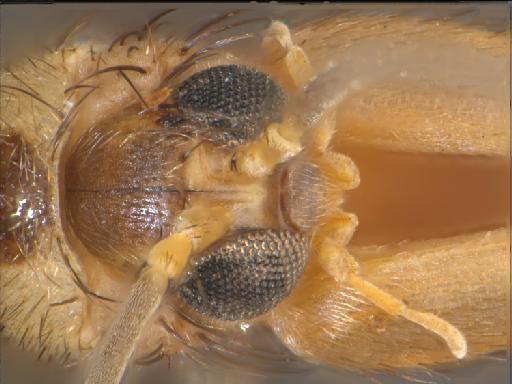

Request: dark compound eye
left=174, top=64, right=286, bottom=145
left=178, top=229, right=309, bottom=321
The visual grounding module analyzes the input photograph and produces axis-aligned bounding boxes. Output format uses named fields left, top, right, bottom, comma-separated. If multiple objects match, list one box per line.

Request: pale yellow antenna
left=83, top=233, right=192, bottom=384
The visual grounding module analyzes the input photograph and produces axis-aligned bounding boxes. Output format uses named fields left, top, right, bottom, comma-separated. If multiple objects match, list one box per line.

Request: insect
left=0, top=4, right=509, bottom=384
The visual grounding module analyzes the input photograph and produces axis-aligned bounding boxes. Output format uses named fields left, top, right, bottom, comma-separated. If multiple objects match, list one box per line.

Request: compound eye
left=178, top=229, right=309, bottom=321
left=174, top=64, right=286, bottom=145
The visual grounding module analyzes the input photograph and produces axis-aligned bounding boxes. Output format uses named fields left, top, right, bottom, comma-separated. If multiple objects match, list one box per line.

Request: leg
left=235, top=122, right=303, bottom=177
left=317, top=215, right=467, bottom=360
left=261, top=21, right=313, bottom=89
left=233, top=98, right=340, bottom=179
left=232, top=21, right=315, bottom=178
left=315, top=150, right=361, bottom=191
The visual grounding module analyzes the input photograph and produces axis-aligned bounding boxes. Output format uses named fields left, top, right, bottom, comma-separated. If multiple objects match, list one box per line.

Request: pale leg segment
left=317, top=215, right=468, bottom=360
left=262, top=20, right=313, bottom=89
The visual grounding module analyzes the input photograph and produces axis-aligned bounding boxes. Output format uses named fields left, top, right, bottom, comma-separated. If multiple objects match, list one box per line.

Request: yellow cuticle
left=177, top=204, right=232, bottom=253
left=285, top=46, right=313, bottom=88
left=236, top=122, right=303, bottom=177
left=145, top=87, right=171, bottom=109
left=266, top=123, right=303, bottom=156
left=237, top=139, right=281, bottom=177
left=147, top=233, right=192, bottom=279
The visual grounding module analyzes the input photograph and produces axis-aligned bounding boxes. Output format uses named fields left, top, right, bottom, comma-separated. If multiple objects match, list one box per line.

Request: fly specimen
left=0, top=4, right=509, bottom=384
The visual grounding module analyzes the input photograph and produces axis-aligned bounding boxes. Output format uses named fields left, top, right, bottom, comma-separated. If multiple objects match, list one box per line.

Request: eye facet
left=172, top=64, right=286, bottom=145
left=178, top=229, right=309, bottom=321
